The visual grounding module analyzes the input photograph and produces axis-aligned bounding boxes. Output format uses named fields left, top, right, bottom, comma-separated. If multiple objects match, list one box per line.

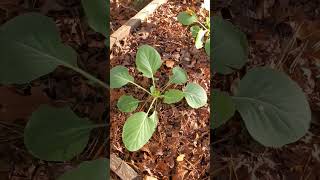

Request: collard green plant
left=177, top=1, right=210, bottom=56
left=212, top=17, right=311, bottom=147
left=0, top=9, right=109, bottom=179
left=111, top=45, right=207, bottom=151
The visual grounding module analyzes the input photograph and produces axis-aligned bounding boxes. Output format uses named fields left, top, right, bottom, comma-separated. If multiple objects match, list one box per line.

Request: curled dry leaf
left=165, top=60, right=175, bottom=68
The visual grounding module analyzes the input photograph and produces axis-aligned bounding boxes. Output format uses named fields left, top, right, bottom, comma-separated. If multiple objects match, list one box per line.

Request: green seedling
left=177, top=0, right=210, bottom=56
left=110, top=45, right=207, bottom=151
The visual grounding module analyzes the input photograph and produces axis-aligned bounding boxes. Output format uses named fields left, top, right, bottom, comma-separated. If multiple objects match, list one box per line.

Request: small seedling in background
left=177, top=0, right=210, bottom=56
left=110, top=45, right=207, bottom=151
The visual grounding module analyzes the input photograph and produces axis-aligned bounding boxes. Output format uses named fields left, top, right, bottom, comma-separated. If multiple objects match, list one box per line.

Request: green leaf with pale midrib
left=122, top=111, right=158, bottom=151
left=110, top=66, right=134, bottom=88
left=0, top=13, right=107, bottom=88
left=184, top=83, right=207, bottom=108
left=232, top=67, right=311, bottom=147
left=136, top=45, right=162, bottom=78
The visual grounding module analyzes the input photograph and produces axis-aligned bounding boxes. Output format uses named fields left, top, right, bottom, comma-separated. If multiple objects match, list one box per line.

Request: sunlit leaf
left=136, top=45, right=162, bottom=78
left=110, top=66, right=134, bottom=88
left=163, top=89, right=184, bottom=104
left=184, top=83, right=207, bottom=108
left=117, top=95, right=140, bottom=112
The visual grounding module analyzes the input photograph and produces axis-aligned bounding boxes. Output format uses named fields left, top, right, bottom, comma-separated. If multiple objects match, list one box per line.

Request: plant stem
left=68, top=66, right=109, bottom=89
left=152, top=76, right=155, bottom=88
left=197, top=20, right=208, bottom=31
left=146, top=98, right=157, bottom=115
left=129, top=81, right=152, bottom=95
left=160, top=80, right=172, bottom=93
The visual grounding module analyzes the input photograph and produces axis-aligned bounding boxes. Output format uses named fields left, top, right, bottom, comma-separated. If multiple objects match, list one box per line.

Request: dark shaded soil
left=0, top=0, right=107, bottom=179
left=212, top=0, right=320, bottom=179
left=110, top=1, right=210, bottom=179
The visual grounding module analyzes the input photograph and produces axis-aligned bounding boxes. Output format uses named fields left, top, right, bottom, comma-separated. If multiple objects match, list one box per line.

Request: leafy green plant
left=110, top=45, right=207, bottom=151
left=212, top=16, right=311, bottom=147
left=177, top=0, right=210, bottom=56
left=0, top=0, right=109, bottom=178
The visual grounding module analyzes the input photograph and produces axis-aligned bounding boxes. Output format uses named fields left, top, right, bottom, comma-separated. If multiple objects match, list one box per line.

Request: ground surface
left=110, top=1, right=210, bottom=179
left=0, top=0, right=107, bottom=179
left=212, top=0, right=320, bottom=179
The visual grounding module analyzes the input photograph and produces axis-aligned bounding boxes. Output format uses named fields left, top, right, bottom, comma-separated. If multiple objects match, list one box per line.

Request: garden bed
left=212, top=0, right=320, bottom=179
left=110, top=1, right=210, bottom=179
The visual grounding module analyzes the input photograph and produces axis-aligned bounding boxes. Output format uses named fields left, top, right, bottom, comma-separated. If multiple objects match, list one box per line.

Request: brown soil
left=212, top=0, right=320, bottom=179
left=110, top=0, right=152, bottom=33
left=110, top=1, right=210, bottom=179
left=0, top=0, right=107, bottom=179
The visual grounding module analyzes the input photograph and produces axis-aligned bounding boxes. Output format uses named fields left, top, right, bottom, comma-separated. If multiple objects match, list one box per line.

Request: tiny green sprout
left=110, top=45, right=208, bottom=151
left=177, top=1, right=210, bottom=56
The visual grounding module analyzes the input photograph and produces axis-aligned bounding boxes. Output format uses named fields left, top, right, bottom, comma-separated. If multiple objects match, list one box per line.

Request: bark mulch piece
left=110, top=1, right=210, bottom=179
left=212, top=0, right=320, bottom=179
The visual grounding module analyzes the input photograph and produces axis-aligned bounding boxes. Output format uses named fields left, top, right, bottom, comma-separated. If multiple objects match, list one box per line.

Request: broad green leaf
left=205, top=38, right=210, bottom=56
left=184, top=83, right=207, bottom=108
left=149, top=111, right=158, bottom=126
left=211, top=90, right=235, bottom=129
left=212, top=16, right=248, bottom=74
left=170, top=67, right=188, bottom=84
left=0, top=13, right=77, bottom=84
left=24, top=105, right=96, bottom=161
left=190, top=25, right=201, bottom=38
left=177, top=11, right=197, bottom=25
left=163, top=89, right=184, bottom=104
left=58, top=158, right=109, bottom=180
left=136, top=45, right=162, bottom=78
left=122, top=112, right=157, bottom=151
left=110, top=66, right=134, bottom=88
left=232, top=67, right=311, bottom=147
left=195, top=29, right=206, bottom=49
left=81, top=0, right=108, bottom=37
left=117, top=95, right=140, bottom=112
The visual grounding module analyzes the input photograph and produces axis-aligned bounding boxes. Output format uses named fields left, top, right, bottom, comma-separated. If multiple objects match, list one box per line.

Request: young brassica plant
left=177, top=0, right=210, bottom=56
left=110, top=45, right=207, bottom=151
left=212, top=16, right=311, bottom=147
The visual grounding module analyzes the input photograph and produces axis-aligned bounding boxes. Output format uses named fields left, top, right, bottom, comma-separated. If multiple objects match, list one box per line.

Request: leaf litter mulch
left=212, top=0, right=320, bottom=179
left=110, top=1, right=210, bottom=179
left=0, top=0, right=107, bottom=179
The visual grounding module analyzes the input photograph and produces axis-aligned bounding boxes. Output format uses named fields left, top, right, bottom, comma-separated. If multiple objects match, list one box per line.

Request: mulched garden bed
left=0, top=0, right=107, bottom=179
left=110, top=0, right=152, bottom=33
left=212, top=0, right=320, bottom=179
left=110, top=1, right=210, bottom=179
